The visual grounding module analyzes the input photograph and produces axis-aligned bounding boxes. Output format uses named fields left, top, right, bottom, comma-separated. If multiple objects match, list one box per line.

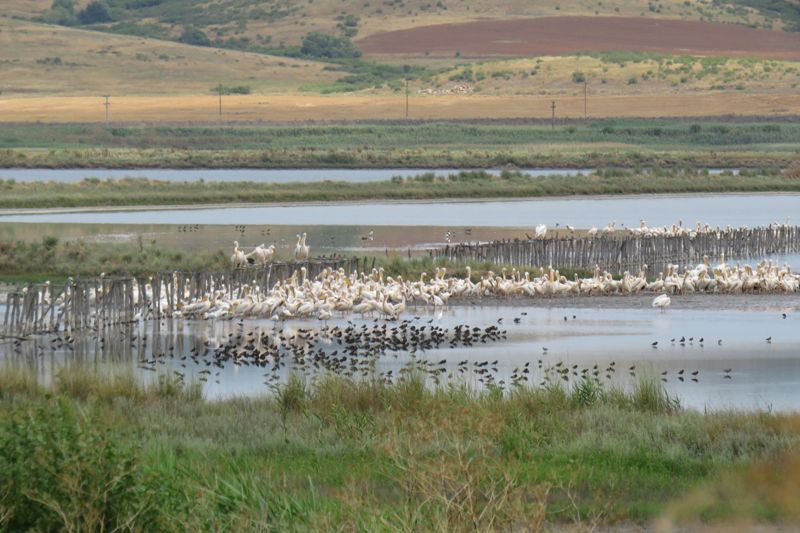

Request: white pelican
left=651, top=294, right=671, bottom=312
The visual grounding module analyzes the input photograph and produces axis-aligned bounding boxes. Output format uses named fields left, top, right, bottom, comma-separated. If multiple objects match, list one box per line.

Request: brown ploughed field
left=358, top=16, right=800, bottom=60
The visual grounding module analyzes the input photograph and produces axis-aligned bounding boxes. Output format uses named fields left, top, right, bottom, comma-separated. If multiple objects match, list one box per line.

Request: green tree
left=40, top=0, right=77, bottom=25
left=78, top=1, right=112, bottom=24
left=179, top=26, right=211, bottom=47
left=52, top=0, right=75, bottom=12
left=300, top=32, right=361, bottom=59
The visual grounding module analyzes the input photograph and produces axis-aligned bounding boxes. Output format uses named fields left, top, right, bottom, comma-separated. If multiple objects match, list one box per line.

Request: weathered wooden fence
left=429, top=226, right=800, bottom=275
left=2, top=256, right=363, bottom=336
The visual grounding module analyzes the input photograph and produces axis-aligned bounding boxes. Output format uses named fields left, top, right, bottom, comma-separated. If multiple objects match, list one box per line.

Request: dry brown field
left=2, top=92, right=800, bottom=123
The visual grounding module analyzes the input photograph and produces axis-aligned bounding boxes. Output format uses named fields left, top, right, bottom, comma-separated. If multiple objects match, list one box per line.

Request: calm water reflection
left=3, top=302, right=799, bottom=412
left=1, top=194, right=795, bottom=228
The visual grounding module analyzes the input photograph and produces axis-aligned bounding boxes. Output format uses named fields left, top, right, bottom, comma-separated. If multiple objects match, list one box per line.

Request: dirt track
left=358, top=16, right=800, bottom=60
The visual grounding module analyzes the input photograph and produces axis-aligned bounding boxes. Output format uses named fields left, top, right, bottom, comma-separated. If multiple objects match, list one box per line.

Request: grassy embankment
left=1, top=120, right=799, bottom=169
left=0, top=237, right=593, bottom=285
left=1, top=365, right=798, bottom=531
left=0, top=169, right=798, bottom=209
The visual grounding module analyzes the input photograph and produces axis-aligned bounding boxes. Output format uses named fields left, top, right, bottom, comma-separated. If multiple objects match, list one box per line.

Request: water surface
left=1, top=193, right=795, bottom=229
left=4, top=301, right=799, bottom=412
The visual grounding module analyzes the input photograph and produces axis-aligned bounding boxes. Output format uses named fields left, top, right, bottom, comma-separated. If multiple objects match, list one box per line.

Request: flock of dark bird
left=134, top=318, right=510, bottom=387
left=3, top=306, right=777, bottom=392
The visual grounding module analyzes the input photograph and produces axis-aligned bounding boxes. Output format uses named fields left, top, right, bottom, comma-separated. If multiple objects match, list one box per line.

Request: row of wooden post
left=429, top=226, right=800, bottom=275
left=2, top=257, right=361, bottom=337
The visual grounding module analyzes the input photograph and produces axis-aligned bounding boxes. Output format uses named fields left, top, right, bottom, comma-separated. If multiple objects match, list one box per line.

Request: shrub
left=42, top=235, right=59, bottom=249
left=52, top=0, right=75, bottom=10
left=572, top=71, right=586, bottom=83
left=40, top=0, right=78, bottom=25
left=77, top=1, right=112, bottom=24
left=0, top=400, right=157, bottom=531
left=179, top=26, right=211, bottom=47
left=300, top=32, right=361, bottom=59
left=214, top=85, right=252, bottom=95
left=450, top=67, right=474, bottom=82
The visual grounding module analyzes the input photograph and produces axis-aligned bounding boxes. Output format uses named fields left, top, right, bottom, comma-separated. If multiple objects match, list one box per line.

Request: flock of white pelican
left=231, top=233, right=308, bottom=268
left=167, top=244, right=800, bottom=321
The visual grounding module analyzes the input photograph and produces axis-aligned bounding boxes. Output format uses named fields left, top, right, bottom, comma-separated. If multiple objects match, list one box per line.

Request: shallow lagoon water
left=4, top=299, right=799, bottom=412
left=2, top=193, right=795, bottom=229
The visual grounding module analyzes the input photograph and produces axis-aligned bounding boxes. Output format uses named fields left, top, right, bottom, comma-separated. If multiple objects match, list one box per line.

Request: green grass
left=1, top=365, right=798, bottom=531
left=0, top=237, right=229, bottom=279
left=0, top=236, right=592, bottom=283
left=3, top=120, right=800, bottom=150
left=2, top=120, right=798, bottom=169
left=9, top=146, right=795, bottom=170
left=0, top=169, right=798, bottom=209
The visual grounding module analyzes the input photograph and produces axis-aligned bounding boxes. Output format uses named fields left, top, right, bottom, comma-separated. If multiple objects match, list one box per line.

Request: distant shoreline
left=1, top=190, right=799, bottom=218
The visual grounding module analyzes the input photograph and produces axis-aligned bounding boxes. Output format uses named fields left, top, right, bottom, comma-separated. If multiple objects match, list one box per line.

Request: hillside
left=426, top=53, right=800, bottom=97
left=2, top=0, right=800, bottom=121
left=0, top=16, right=338, bottom=96
left=10, top=0, right=796, bottom=58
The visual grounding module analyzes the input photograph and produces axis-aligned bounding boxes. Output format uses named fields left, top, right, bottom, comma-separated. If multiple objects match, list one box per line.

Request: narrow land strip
left=3, top=93, right=800, bottom=122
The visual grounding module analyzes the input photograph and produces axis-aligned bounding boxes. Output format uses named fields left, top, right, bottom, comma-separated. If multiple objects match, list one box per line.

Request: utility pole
left=551, top=100, right=556, bottom=128
left=103, top=95, right=110, bottom=126
left=217, top=82, right=223, bottom=124
left=405, top=78, right=409, bottom=120
left=583, top=80, right=588, bottom=120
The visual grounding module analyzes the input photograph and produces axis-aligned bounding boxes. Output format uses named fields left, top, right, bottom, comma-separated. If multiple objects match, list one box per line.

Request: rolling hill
left=8, top=0, right=796, bottom=55
left=2, top=0, right=800, bottom=121
left=0, top=16, right=338, bottom=96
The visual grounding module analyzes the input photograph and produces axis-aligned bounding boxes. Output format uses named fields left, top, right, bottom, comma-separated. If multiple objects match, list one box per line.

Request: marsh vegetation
left=1, top=366, right=798, bottom=531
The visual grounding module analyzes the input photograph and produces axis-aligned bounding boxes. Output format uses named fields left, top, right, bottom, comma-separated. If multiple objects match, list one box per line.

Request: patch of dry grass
left=0, top=18, right=337, bottom=97
left=3, top=92, right=800, bottom=122
left=430, top=55, right=800, bottom=97
left=659, top=450, right=800, bottom=528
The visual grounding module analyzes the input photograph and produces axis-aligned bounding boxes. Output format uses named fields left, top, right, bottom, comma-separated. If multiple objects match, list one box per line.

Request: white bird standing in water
left=651, top=294, right=671, bottom=312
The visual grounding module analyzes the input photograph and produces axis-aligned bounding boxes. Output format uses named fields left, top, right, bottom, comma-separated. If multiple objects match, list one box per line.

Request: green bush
left=39, top=0, right=78, bottom=25
left=77, top=0, right=112, bottom=24
left=0, top=400, right=157, bottom=531
left=214, top=85, right=252, bottom=95
left=179, top=26, right=211, bottom=47
left=300, top=32, right=361, bottom=59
